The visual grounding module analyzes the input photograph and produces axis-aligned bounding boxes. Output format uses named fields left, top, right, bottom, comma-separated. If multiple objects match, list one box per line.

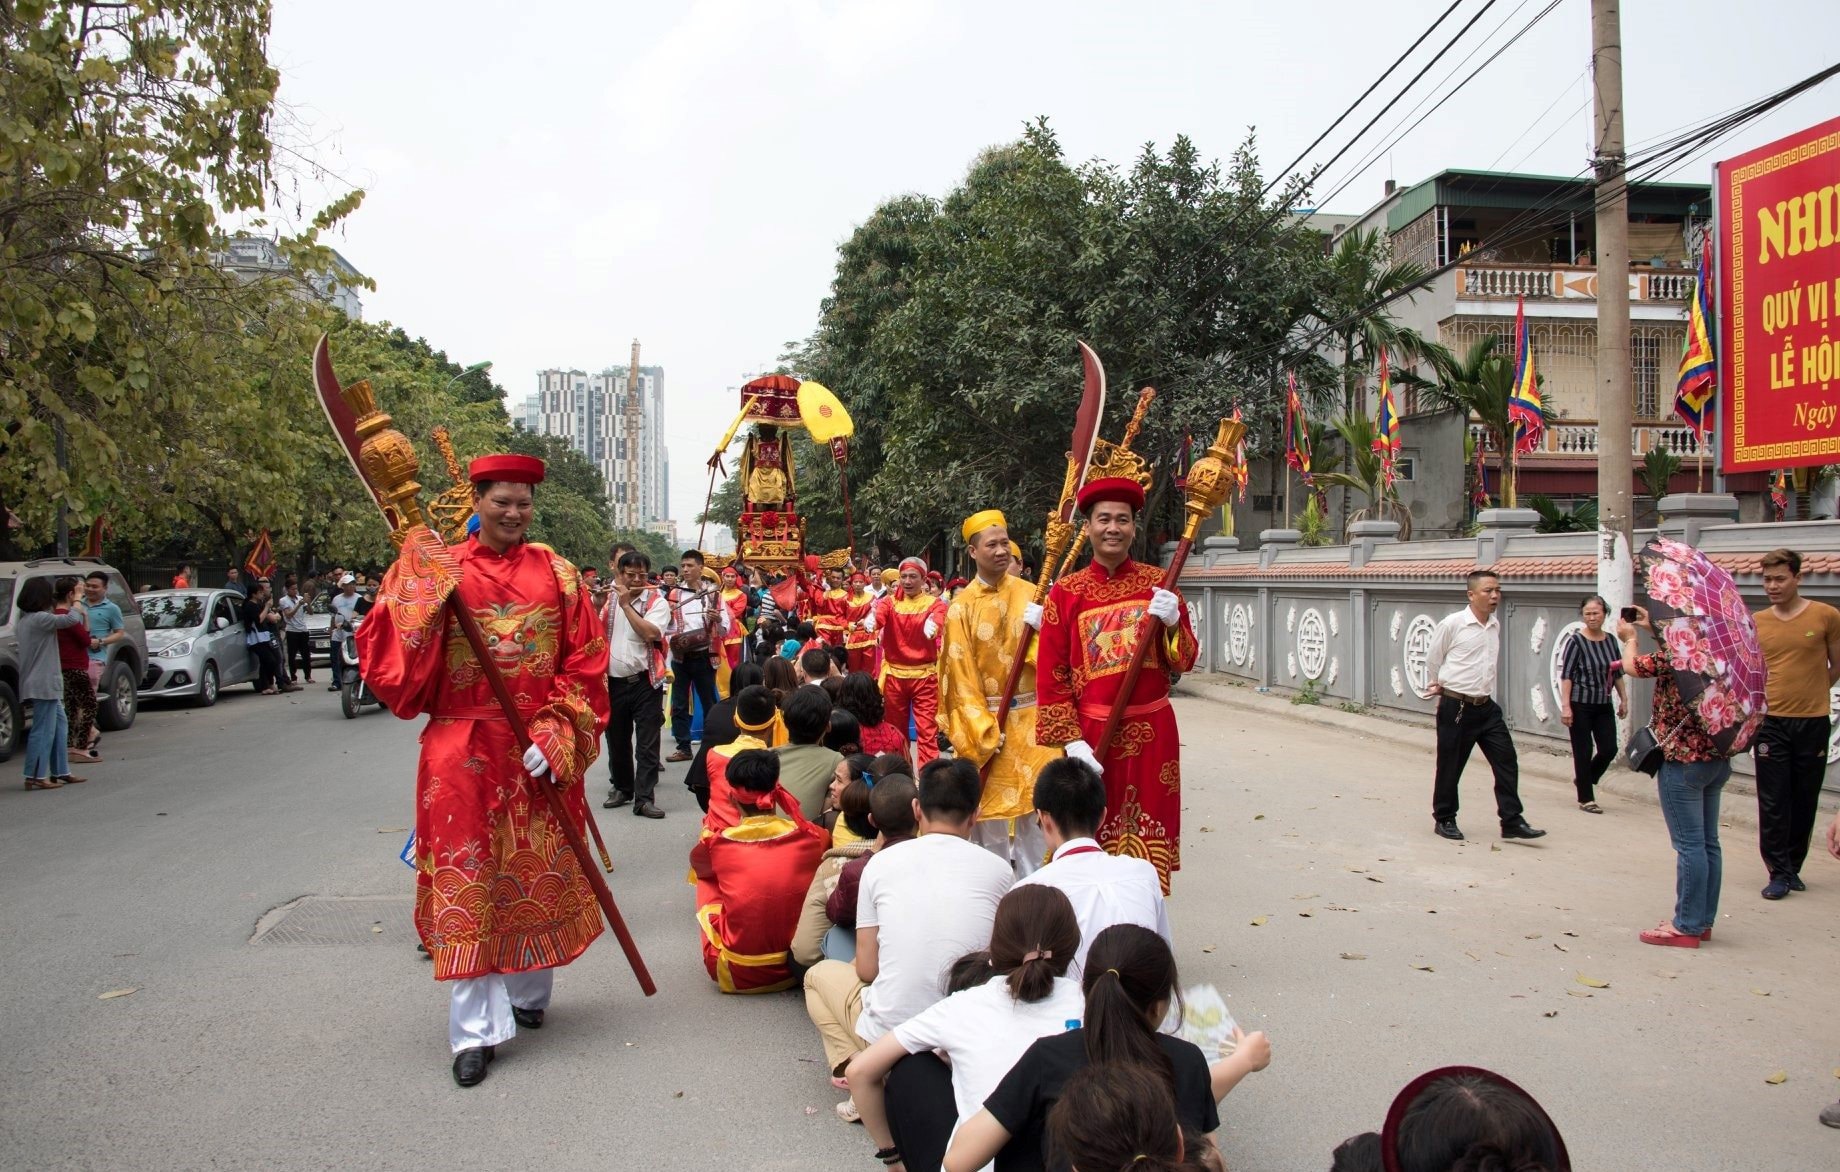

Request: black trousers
left=607, top=674, right=665, bottom=803
left=1567, top=700, right=1617, bottom=802
left=284, top=631, right=314, bottom=680
left=884, top=1051, right=957, bottom=1172
left=669, top=654, right=720, bottom=752
left=252, top=642, right=282, bottom=692
left=1432, top=696, right=1524, bottom=825
left=1754, top=714, right=1831, bottom=881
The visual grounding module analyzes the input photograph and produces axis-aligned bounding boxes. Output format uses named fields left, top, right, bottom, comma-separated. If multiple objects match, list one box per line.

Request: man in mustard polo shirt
left=1752, top=548, right=1840, bottom=901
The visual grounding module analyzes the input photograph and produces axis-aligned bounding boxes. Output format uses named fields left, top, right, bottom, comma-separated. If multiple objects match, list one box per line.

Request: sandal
left=1578, top=801, right=1603, bottom=814
left=24, top=777, right=64, bottom=790
left=69, top=748, right=101, bottom=762
left=1639, top=922, right=1700, bottom=949
left=55, top=774, right=88, bottom=785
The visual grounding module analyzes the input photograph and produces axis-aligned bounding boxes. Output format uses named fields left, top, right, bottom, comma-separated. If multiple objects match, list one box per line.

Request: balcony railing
left=1454, top=263, right=1694, bottom=302
left=1468, top=421, right=1704, bottom=458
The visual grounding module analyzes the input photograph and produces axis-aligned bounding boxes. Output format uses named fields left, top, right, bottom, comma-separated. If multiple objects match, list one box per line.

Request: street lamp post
left=443, top=360, right=493, bottom=395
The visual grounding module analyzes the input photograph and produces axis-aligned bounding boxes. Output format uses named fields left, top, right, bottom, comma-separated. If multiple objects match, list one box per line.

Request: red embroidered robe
left=1036, top=558, right=1197, bottom=893
left=359, top=530, right=611, bottom=980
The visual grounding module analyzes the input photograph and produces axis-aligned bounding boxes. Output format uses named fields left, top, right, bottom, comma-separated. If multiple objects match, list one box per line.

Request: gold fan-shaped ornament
left=819, top=547, right=853, bottom=571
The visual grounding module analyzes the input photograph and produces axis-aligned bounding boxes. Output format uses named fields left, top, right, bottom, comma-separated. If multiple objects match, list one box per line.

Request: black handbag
left=1625, top=717, right=1687, bottom=776
left=1624, top=727, right=1664, bottom=775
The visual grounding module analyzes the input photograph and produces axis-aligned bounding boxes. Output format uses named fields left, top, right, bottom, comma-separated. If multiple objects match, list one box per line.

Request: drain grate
left=251, top=895, right=414, bottom=946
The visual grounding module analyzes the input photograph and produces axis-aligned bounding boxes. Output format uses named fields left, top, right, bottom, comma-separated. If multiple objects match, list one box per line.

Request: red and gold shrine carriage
left=710, top=374, right=854, bottom=572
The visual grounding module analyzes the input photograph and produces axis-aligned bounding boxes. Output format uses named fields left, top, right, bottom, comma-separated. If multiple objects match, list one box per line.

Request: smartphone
left=1620, top=606, right=1640, bottom=622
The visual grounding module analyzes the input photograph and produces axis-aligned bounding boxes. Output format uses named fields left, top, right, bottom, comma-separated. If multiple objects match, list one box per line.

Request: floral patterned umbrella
left=1636, top=536, right=1767, bottom=756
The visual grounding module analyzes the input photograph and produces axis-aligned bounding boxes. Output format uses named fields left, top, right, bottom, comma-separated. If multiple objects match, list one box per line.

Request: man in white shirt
left=663, top=549, right=731, bottom=764
left=277, top=575, right=314, bottom=685
left=1017, top=757, right=1169, bottom=975
left=1425, top=570, right=1544, bottom=843
left=327, top=574, right=362, bottom=692
left=803, top=757, right=1014, bottom=1079
left=604, top=550, right=672, bottom=818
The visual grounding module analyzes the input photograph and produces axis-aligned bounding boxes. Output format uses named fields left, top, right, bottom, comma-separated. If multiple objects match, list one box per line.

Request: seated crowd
left=685, top=662, right=1569, bottom=1171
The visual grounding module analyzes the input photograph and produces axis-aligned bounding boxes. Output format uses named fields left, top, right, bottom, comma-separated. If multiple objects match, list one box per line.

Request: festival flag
left=1674, top=247, right=1717, bottom=433
left=1229, top=403, right=1249, bottom=502
left=244, top=529, right=275, bottom=579
left=1174, top=432, right=1194, bottom=490
left=1284, top=372, right=1312, bottom=483
left=1508, top=297, right=1544, bottom=456
left=1471, top=440, right=1491, bottom=510
left=1769, top=469, right=1788, bottom=521
left=1372, top=351, right=1401, bottom=484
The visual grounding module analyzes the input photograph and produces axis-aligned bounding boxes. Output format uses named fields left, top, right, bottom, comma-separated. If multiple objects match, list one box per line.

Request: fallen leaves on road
left=1765, top=1070, right=1788, bottom=1085
left=1525, top=933, right=1542, bottom=939
left=1253, top=814, right=1265, bottom=821
left=1339, top=953, right=1367, bottom=961
left=1464, top=950, right=1481, bottom=962
left=1366, top=876, right=1385, bottom=884
left=1575, top=974, right=1610, bottom=989
left=370, top=924, right=383, bottom=934
left=376, top=827, right=408, bottom=833
left=98, top=988, right=137, bottom=1000
left=1411, top=964, right=1435, bottom=972
left=1199, top=826, right=1214, bottom=833
left=1750, top=988, right=1771, bottom=997
left=1292, top=892, right=1319, bottom=900
left=1489, top=843, right=1501, bottom=852
left=1249, top=916, right=1268, bottom=927
left=1202, top=945, right=1217, bottom=954
left=1298, top=910, right=1314, bottom=918
left=1543, top=1010, right=1559, bottom=1017
left=1567, top=989, right=1593, bottom=999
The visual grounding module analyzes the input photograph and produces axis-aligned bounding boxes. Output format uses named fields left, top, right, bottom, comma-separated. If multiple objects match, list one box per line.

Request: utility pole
left=1592, top=0, right=1634, bottom=607
left=623, top=339, right=643, bottom=531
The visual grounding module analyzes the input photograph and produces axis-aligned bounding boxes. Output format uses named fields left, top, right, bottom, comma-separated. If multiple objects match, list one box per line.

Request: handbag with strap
left=1625, top=716, right=1689, bottom=776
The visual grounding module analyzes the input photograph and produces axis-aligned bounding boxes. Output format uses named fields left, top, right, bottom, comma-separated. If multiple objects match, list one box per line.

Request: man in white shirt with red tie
left=1016, top=757, right=1169, bottom=976
left=1425, top=570, right=1545, bottom=843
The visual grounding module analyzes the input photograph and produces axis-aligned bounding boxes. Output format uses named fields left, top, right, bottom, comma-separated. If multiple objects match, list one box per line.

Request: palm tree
left=1311, top=413, right=1413, bottom=537
left=1413, top=336, right=1518, bottom=506
left=1317, top=229, right=1441, bottom=419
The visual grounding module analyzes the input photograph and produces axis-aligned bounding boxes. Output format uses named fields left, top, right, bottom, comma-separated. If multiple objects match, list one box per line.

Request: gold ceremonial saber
left=313, top=335, right=656, bottom=997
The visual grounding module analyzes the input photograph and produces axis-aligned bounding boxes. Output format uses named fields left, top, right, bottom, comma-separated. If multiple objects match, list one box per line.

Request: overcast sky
left=265, top=0, right=1834, bottom=532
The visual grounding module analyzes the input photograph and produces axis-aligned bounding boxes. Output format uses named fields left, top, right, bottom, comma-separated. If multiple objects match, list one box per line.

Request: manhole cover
left=251, top=895, right=413, bottom=946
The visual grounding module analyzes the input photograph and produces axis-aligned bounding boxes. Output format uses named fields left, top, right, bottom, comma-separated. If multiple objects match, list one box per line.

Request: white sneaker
left=835, top=1096, right=861, bottom=1124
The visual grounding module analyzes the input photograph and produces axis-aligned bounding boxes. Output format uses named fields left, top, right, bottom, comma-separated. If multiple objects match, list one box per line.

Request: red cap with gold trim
left=1075, top=475, right=1145, bottom=514
left=468, top=454, right=547, bottom=485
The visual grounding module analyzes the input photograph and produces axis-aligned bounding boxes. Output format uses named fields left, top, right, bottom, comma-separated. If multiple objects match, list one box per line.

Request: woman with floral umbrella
left=1616, top=537, right=1766, bottom=948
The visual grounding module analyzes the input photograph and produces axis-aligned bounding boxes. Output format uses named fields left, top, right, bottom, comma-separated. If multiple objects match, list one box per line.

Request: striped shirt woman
left=1559, top=596, right=1628, bottom=811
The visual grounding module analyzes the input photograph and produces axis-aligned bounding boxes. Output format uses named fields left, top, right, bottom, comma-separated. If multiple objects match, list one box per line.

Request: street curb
left=1175, top=675, right=1838, bottom=826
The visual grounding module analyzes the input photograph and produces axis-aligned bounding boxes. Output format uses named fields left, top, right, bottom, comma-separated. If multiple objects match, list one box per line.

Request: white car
left=137, top=589, right=259, bottom=706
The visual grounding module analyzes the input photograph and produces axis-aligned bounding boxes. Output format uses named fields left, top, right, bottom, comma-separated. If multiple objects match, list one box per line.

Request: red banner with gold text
left=1718, top=115, right=1840, bottom=471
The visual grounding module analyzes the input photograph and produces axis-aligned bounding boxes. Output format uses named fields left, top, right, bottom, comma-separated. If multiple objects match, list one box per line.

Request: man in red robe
left=867, top=556, right=946, bottom=766
left=1036, top=476, right=1197, bottom=894
left=813, top=566, right=849, bottom=654
left=843, top=572, right=877, bottom=674
left=358, top=454, right=611, bottom=1087
left=691, top=747, right=828, bottom=993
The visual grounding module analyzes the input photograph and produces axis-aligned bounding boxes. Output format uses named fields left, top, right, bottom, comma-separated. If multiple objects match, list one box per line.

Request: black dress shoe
left=1786, top=875, right=1807, bottom=892
left=1435, top=820, right=1464, bottom=841
left=1501, top=820, right=1547, bottom=840
left=633, top=801, right=666, bottom=820
left=513, top=1006, right=544, bottom=1030
left=452, top=1045, right=495, bottom=1087
left=603, top=792, right=632, bottom=810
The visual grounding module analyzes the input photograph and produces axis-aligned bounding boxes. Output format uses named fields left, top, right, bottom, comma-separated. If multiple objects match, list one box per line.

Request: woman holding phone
left=1558, top=595, right=1627, bottom=813
left=1617, top=604, right=1727, bottom=948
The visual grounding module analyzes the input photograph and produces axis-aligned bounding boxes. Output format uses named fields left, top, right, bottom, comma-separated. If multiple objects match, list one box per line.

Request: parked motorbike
left=339, top=616, right=385, bottom=719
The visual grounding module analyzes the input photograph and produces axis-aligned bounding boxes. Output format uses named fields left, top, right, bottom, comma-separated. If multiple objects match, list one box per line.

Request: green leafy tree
left=1413, top=337, right=1550, bottom=513
left=1313, top=229, right=1440, bottom=418
left=0, top=0, right=365, bottom=557
left=1641, top=445, right=1682, bottom=500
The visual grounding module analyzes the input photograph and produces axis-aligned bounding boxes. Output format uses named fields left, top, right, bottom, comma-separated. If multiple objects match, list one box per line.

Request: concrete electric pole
left=1592, top=0, right=1635, bottom=606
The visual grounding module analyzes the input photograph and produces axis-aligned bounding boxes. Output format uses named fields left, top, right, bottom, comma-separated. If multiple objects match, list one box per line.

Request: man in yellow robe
left=939, top=509, right=1061, bottom=876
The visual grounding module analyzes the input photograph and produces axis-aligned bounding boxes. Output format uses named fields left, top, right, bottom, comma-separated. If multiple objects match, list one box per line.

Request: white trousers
left=971, top=817, right=1048, bottom=878
left=447, top=969, right=555, bottom=1053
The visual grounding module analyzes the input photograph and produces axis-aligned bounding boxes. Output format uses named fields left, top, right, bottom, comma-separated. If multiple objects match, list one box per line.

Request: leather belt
left=1440, top=689, right=1492, bottom=706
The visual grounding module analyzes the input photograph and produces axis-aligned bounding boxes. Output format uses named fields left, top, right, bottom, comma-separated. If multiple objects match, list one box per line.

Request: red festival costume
left=690, top=788, right=828, bottom=993
left=873, top=587, right=946, bottom=766
left=843, top=581, right=876, bottom=673
left=1037, top=559, right=1197, bottom=893
left=360, top=531, right=612, bottom=980
left=814, top=585, right=849, bottom=649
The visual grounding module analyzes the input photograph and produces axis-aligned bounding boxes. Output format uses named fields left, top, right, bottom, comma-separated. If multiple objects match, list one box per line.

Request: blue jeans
left=24, top=698, right=69, bottom=780
left=1656, top=758, right=1730, bottom=935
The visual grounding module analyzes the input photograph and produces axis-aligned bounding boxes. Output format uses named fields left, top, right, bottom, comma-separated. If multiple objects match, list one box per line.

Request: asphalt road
left=2, top=679, right=1837, bottom=1170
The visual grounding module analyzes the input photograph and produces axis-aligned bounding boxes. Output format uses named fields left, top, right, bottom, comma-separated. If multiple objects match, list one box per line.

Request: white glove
left=1064, top=739, right=1104, bottom=778
left=923, top=617, right=939, bottom=640
left=1147, top=588, right=1181, bottom=626
left=862, top=614, right=876, bottom=634
left=1023, top=602, right=1043, bottom=631
left=522, top=742, right=552, bottom=778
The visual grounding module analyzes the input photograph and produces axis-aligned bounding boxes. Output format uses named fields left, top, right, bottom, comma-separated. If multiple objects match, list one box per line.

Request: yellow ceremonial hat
left=961, top=508, right=1007, bottom=543
left=880, top=568, right=899, bottom=586
left=1008, top=540, right=1022, bottom=560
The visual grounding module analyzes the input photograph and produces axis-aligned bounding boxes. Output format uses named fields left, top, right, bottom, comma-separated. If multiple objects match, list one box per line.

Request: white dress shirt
left=1015, top=837, right=1171, bottom=976
left=1427, top=606, right=1501, bottom=697
left=606, top=588, right=670, bottom=681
